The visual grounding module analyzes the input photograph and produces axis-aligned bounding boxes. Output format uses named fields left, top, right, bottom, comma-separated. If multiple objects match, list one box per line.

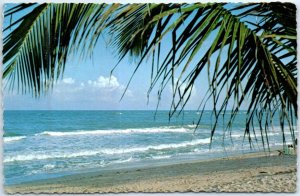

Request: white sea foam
left=37, top=127, right=190, bottom=137
left=4, top=151, right=102, bottom=163
left=42, top=164, right=56, bottom=170
left=187, top=125, right=197, bottom=128
left=4, top=136, right=26, bottom=143
left=247, top=132, right=281, bottom=138
left=226, top=131, right=281, bottom=139
left=37, top=125, right=292, bottom=138
left=151, top=155, right=172, bottom=160
left=230, top=134, right=241, bottom=138
left=110, top=157, right=133, bottom=164
left=4, top=138, right=210, bottom=163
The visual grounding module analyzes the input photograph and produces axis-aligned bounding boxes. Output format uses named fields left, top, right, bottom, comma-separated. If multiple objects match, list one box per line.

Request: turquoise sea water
left=3, top=110, right=295, bottom=185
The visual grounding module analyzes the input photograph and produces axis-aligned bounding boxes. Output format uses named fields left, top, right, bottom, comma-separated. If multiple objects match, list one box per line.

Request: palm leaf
left=3, top=3, right=112, bottom=96
left=106, top=3, right=297, bottom=148
left=3, top=2, right=297, bottom=149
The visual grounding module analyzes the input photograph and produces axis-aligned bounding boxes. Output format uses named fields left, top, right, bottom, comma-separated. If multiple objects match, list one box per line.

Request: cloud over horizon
left=4, top=75, right=136, bottom=110
left=4, top=75, right=203, bottom=110
left=62, top=77, right=75, bottom=84
left=87, top=75, right=120, bottom=90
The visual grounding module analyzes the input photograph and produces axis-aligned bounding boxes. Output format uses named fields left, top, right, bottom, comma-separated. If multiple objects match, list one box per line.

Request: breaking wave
left=4, top=138, right=210, bottom=163
left=4, top=136, right=26, bottom=143
left=37, top=127, right=191, bottom=137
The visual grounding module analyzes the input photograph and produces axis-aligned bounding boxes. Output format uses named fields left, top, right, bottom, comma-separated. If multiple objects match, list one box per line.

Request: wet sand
left=4, top=152, right=297, bottom=193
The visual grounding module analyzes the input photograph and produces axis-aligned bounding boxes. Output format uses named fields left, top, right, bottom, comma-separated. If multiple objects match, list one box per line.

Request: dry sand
left=4, top=152, right=297, bottom=193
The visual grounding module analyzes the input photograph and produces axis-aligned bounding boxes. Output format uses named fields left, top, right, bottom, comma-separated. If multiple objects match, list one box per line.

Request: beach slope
left=5, top=153, right=297, bottom=193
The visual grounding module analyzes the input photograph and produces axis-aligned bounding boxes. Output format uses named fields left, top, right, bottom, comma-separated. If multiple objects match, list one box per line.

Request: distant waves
left=36, top=126, right=192, bottom=136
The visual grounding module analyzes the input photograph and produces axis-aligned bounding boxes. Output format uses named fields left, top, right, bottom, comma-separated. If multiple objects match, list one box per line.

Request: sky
left=3, top=37, right=206, bottom=110
left=2, top=3, right=215, bottom=110
left=2, top=3, right=259, bottom=110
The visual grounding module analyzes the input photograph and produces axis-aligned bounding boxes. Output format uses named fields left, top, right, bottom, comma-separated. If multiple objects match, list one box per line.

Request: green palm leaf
left=3, top=3, right=114, bottom=95
left=3, top=2, right=297, bottom=149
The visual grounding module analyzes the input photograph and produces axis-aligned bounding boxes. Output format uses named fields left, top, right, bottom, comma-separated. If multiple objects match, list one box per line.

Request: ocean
left=3, top=110, right=295, bottom=185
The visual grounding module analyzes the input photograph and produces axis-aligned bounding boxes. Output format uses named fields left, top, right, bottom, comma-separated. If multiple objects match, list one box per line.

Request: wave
left=151, top=155, right=172, bottom=160
left=4, top=138, right=210, bottom=163
left=37, top=127, right=191, bottom=137
left=42, top=164, right=56, bottom=170
left=99, top=138, right=210, bottom=155
left=230, top=134, right=241, bottom=138
left=4, top=136, right=26, bottom=143
left=28, top=158, right=134, bottom=176
left=186, top=125, right=197, bottom=128
left=223, top=131, right=282, bottom=139
left=109, top=157, right=133, bottom=164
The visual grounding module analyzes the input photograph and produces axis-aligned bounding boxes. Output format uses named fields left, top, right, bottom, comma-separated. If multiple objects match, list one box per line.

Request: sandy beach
left=4, top=152, right=297, bottom=193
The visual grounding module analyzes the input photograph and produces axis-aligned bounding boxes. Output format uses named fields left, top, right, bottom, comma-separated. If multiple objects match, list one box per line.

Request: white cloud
left=88, top=75, right=120, bottom=89
left=4, top=74, right=203, bottom=110
left=62, top=77, right=75, bottom=84
left=57, top=75, right=122, bottom=93
left=50, top=75, right=134, bottom=104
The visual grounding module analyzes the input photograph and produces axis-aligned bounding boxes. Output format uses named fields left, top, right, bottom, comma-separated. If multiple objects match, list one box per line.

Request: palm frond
left=3, top=3, right=114, bottom=96
left=105, top=2, right=297, bottom=148
left=3, top=3, right=297, bottom=148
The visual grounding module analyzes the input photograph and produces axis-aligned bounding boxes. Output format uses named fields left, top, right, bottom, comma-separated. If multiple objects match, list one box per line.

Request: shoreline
left=4, top=151, right=297, bottom=193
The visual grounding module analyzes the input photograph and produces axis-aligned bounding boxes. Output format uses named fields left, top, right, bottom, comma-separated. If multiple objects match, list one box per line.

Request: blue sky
left=3, top=29, right=207, bottom=110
